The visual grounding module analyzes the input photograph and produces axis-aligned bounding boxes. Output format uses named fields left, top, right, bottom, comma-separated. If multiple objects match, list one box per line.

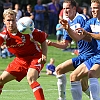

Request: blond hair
left=50, top=58, right=55, bottom=64
left=3, top=8, right=16, bottom=19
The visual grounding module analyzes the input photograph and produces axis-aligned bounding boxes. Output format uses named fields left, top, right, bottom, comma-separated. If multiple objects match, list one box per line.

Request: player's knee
left=88, top=70, right=96, bottom=78
left=27, top=76, right=36, bottom=85
left=70, top=73, right=78, bottom=82
left=0, top=76, right=4, bottom=85
left=55, top=64, right=63, bottom=75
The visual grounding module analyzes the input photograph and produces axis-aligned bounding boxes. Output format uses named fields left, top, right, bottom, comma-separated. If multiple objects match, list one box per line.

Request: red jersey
left=0, top=28, right=47, bottom=57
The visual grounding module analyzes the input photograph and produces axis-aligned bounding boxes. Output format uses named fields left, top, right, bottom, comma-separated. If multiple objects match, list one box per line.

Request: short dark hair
left=91, top=0, right=100, bottom=4
left=64, top=0, right=77, bottom=7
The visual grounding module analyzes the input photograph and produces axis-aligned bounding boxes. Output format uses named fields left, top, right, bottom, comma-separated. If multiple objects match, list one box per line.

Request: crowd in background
left=0, top=0, right=92, bottom=58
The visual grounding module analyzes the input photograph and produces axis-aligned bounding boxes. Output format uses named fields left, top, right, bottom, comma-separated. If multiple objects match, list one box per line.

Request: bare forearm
left=41, top=41, right=47, bottom=57
left=89, top=33, right=100, bottom=40
left=50, top=42, right=69, bottom=49
left=67, top=28, right=82, bottom=41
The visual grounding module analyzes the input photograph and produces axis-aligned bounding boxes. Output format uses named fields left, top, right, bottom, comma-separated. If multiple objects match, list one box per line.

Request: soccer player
left=0, top=8, right=47, bottom=100
left=47, top=0, right=97, bottom=100
left=60, top=0, right=100, bottom=99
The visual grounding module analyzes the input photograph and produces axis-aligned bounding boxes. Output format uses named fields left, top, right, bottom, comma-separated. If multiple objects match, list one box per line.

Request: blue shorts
left=72, top=55, right=89, bottom=69
left=84, top=54, right=100, bottom=70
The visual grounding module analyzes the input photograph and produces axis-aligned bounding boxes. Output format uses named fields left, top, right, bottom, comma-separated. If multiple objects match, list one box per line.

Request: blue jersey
left=62, top=13, right=97, bottom=68
left=84, top=18, right=100, bottom=52
left=64, top=13, right=97, bottom=58
left=83, top=18, right=100, bottom=70
left=63, top=29, right=72, bottom=42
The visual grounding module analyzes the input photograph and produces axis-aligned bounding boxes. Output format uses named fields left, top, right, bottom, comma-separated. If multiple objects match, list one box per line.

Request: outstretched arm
left=87, top=32, right=100, bottom=40
left=60, top=19, right=87, bottom=42
left=47, top=39, right=71, bottom=49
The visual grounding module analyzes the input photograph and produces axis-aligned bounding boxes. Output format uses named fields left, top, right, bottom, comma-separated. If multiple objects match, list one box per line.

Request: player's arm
left=0, top=36, right=4, bottom=46
left=87, top=32, right=100, bottom=40
left=79, top=29, right=100, bottom=40
left=38, top=40, right=47, bottom=64
left=47, top=39, right=71, bottom=49
left=60, top=19, right=85, bottom=42
left=75, top=28, right=92, bottom=42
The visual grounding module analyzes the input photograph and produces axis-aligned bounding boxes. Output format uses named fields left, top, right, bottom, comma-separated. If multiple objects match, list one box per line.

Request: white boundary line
left=2, top=88, right=70, bottom=92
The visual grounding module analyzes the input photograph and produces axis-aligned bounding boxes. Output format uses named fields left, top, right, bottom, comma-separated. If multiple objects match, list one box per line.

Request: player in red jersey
left=0, top=8, right=47, bottom=100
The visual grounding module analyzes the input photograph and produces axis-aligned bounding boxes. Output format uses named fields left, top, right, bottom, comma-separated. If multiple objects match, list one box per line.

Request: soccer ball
left=17, top=17, right=34, bottom=34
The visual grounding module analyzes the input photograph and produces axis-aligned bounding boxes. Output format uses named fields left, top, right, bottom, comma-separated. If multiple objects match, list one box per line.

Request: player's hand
left=38, top=55, right=47, bottom=64
left=46, top=40, right=53, bottom=46
left=60, top=19, right=69, bottom=30
left=75, top=28, right=87, bottom=35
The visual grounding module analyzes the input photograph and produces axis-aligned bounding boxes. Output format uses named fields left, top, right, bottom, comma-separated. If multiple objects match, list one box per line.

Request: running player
left=0, top=8, right=47, bottom=100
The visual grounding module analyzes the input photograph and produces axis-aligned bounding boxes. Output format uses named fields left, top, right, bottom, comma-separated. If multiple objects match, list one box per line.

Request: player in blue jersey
left=60, top=0, right=100, bottom=99
left=47, top=0, right=97, bottom=100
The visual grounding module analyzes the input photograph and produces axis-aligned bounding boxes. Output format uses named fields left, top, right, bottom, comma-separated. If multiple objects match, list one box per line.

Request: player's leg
left=80, top=77, right=90, bottom=98
left=88, top=64, right=100, bottom=100
left=56, top=59, right=75, bottom=100
left=27, top=64, right=45, bottom=100
left=0, top=71, right=16, bottom=94
left=70, top=63, right=88, bottom=100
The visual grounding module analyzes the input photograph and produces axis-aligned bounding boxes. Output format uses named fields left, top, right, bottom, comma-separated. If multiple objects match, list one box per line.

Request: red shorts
left=5, top=53, right=44, bottom=82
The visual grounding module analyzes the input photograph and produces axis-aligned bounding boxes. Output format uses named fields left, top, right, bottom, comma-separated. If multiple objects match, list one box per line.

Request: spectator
left=56, top=19, right=63, bottom=43
left=76, top=2, right=83, bottom=14
left=59, top=9, right=69, bottom=20
left=48, top=0, right=60, bottom=35
left=11, top=0, right=18, bottom=9
left=82, top=6, right=91, bottom=19
left=13, top=3, right=22, bottom=21
left=20, top=0, right=29, bottom=11
left=46, top=58, right=56, bottom=75
left=24, top=4, right=34, bottom=20
left=34, top=0, right=45, bottom=31
left=1, top=43, right=14, bottom=58
left=3, top=0, right=13, bottom=10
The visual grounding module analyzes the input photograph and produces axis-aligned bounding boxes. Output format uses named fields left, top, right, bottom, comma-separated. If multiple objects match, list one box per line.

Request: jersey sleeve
left=0, top=29, right=7, bottom=46
left=63, top=29, right=72, bottom=42
left=77, top=15, right=88, bottom=28
left=84, top=18, right=96, bottom=32
left=32, top=29, right=48, bottom=43
left=0, top=36, right=4, bottom=46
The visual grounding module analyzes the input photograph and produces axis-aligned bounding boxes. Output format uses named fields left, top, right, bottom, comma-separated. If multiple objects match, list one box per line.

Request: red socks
left=30, top=81, right=45, bottom=100
left=0, top=85, right=3, bottom=94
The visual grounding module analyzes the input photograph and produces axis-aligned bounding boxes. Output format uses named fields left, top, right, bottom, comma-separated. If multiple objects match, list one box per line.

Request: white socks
left=71, top=81, right=82, bottom=100
left=89, top=78, right=100, bottom=100
left=57, top=74, right=66, bottom=100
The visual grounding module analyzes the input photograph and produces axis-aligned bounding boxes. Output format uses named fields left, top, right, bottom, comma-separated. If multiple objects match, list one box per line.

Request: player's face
left=63, top=2, right=76, bottom=20
left=91, top=2, right=100, bottom=18
left=4, top=14, right=17, bottom=33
